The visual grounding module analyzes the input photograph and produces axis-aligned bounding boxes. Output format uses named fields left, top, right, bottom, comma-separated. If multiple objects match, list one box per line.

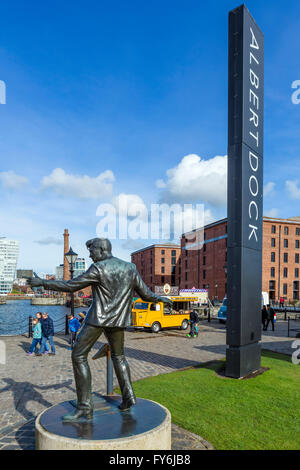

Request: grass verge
left=130, top=350, right=300, bottom=450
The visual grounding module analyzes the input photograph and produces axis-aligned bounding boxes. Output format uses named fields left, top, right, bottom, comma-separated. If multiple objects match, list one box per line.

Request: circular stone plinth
left=35, top=395, right=171, bottom=450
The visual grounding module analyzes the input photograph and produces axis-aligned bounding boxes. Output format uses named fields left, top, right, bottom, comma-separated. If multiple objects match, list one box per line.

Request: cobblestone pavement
left=0, top=319, right=295, bottom=450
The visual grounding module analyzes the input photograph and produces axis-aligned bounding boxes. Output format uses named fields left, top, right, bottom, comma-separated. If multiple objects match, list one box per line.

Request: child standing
left=28, top=318, right=42, bottom=355
left=68, top=314, right=81, bottom=349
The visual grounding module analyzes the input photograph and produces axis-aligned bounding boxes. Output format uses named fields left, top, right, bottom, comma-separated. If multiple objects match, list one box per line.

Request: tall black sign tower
left=226, top=4, right=264, bottom=378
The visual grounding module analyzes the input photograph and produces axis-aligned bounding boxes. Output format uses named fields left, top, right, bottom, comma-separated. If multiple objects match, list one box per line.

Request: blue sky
left=1, top=0, right=300, bottom=273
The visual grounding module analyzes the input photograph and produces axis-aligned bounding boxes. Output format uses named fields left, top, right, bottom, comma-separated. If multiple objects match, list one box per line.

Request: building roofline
left=263, top=216, right=300, bottom=224
left=182, top=215, right=300, bottom=238
left=182, top=218, right=228, bottom=237
left=131, top=243, right=181, bottom=256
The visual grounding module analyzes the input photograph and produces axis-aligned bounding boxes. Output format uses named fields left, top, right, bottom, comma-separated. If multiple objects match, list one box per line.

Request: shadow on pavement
left=14, top=420, right=36, bottom=450
left=0, top=378, right=74, bottom=422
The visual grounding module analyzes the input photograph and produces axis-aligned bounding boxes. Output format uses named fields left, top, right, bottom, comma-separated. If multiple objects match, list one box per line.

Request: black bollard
left=65, top=314, right=69, bottom=336
left=28, top=316, right=33, bottom=338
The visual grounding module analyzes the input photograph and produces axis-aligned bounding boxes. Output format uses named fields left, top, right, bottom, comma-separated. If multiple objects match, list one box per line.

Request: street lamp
left=215, top=283, right=218, bottom=299
left=65, top=247, right=78, bottom=316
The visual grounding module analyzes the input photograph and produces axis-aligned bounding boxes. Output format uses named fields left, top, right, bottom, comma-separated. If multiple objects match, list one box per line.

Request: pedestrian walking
left=37, top=312, right=56, bottom=356
left=35, top=312, right=49, bottom=352
left=27, top=318, right=42, bottom=355
left=262, top=305, right=267, bottom=330
left=265, top=304, right=275, bottom=332
left=280, top=297, right=284, bottom=308
left=187, top=309, right=199, bottom=338
left=68, top=314, right=81, bottom=349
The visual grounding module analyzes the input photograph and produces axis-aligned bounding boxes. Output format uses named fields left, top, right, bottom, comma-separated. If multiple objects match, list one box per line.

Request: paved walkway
left=0, top=319, right=296, bottom=450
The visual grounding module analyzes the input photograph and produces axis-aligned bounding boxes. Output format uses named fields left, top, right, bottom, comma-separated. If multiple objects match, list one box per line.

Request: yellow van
left=132, top=297, right=196, bottom=333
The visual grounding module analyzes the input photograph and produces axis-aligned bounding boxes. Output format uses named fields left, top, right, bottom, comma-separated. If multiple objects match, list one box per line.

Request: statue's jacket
left=42, top=256, right=164, bottom=328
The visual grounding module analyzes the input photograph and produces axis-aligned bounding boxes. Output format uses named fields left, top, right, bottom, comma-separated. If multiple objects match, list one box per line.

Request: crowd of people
left=27, top=311, right=86, bottom=356
left=28, top=304, right=276, bottom=355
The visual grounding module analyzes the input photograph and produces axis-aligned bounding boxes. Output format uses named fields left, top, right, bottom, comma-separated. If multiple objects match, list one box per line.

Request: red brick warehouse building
left=131, top=216, right=300, bottom=303
left=131, top=243, right=181, bottom=292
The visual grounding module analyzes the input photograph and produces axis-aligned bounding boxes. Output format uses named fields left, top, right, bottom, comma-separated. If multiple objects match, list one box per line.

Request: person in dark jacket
left=265, top=305, right=275, bottom=332
left=262, top=305, right=268, bottom=330
left=37, top=312, right=55, bottom=355
left=35, top=312, right=49, bottom=353
left=187, top=310, right=199, bottom=338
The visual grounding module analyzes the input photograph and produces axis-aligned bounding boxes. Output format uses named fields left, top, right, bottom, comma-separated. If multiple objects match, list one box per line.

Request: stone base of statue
left=35, top=394, right=171, bottom=450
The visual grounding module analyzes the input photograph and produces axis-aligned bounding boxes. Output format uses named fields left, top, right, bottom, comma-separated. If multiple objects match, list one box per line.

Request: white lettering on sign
left=248, top=149, right=260, bottom=242
left=248, top=28, right=260, bottom=149
left=248, top=26, right=261, bottom=243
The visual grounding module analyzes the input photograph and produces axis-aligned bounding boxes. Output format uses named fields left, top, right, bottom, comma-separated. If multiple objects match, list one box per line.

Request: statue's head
left=86, top=238, right=112, bottom=262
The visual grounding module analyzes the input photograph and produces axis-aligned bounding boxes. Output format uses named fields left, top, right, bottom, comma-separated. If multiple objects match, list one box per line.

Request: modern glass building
left=55, top=258, right=87, bottom=280
left=0, top=238, right=20, bottom=294
left=74, top=258, right=87, bottom=277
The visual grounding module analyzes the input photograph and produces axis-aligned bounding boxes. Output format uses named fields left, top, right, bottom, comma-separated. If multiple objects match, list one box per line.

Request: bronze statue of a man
left=29, top=238, right=172, bottom=422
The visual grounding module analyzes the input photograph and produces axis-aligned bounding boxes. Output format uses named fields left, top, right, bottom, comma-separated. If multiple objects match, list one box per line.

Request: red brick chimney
left=63, top=229, right=70, bottom=281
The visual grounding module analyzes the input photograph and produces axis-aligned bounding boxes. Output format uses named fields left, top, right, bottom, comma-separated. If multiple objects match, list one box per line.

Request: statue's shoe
left=118, top=396, right=136, bottom=411
left=62, top=409, right=93, bottom=422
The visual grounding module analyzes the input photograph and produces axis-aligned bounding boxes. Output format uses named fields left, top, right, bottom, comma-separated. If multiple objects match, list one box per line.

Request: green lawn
left=131, top=350, right=300, bottom=450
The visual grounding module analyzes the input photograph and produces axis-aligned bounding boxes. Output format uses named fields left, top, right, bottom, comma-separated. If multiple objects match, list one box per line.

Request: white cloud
left=0, top=171, right=29, bottom=190
left=156, top=154, right=227, bottom=207
left=112, top=193, right=148, bottom=219
left=41, top=168, right=115, bottom=199
left=264, top=208, right=279, bottom=218
left=286, top=180, right=300, bottom=199
left=264, top=182, right=275, bottom=197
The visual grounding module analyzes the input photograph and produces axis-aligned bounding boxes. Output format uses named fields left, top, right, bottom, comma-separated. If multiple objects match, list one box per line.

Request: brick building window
left=270, top=267, right=275, bottom=278
left=161, top=267, right=165, bottom=274
left=296, top=254, right=300, bottom=264
left=271, top=238, right=276, bottom=247
left=269, top=280, right=275, bottom=291
left=171, top=250, right=176, bottom=256
left=296, top=228, right=300, bottom=236
left=284, top=253, right=288, bottom=263
left=203, top=270, right=206, bottom=280
left=203, top=256, right=206, bottom=266
left=203, top=243, right=206, bottom=252
left=296, top=240, right=300, bottom=249
left=185, top=260, right=188, bottom=269
left=185, top=272, right=188, bottom=281
left=295, top=268, right=299, bottom=278
left=271, top=252, right=275, bottom=262
left=284, top=239, right=288, bottom=248
left=283, top=284, right=287, bottom=295
left=171, top=257, right=176, bottom=265
left=161, top=250, right=165, bottom=255
left=283, top=268, right=288, bottom=278
left=293, top=281, right=299, bottom=300
left=284, top=226, right=289, bottom=235
left=271, top=225, right=276, bottom=234
left=161, top=276, right=165, bottom=283
left=161, top=258, right=165, bottom=264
